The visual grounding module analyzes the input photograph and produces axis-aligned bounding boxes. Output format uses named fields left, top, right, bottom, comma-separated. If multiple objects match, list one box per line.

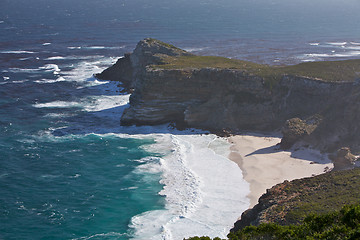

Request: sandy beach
left=229, top=134, right=333, bottom=208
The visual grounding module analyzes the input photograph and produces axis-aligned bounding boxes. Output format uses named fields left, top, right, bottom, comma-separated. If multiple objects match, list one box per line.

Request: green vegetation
left=153, top=55, right=360, bottom=84
left=265, top=168, right=360, bottom=224
left=155, top=55, right=266, bottom=70
left=281, top=60, right=360, bottom=82
left=186, top=204, right=360, bottom=240
left=230, top=204, right=360, bottom=240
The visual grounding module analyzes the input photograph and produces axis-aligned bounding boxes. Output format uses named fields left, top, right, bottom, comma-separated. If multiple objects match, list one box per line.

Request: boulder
left=280, top=115, right=322, bottom=149
left=332, top=147, right=357, bottom=171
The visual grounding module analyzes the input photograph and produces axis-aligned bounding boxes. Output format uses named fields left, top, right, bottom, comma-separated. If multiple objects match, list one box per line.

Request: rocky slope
left=96, top=38, right=360, bottom=153
left=231, top=168, right=360, bottom=232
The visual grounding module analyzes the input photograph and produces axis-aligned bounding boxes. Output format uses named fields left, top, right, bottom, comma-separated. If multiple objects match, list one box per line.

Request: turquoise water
left=0, top=73, right=166, bottom=239
left=1, top=0, right=360, bottom=239
left=1, top=133, right=164, bottom=239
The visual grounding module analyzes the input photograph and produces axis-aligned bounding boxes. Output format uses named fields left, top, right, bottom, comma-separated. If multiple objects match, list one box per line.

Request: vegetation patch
left=153, top=54, right=360, bottom=84
left=228, top=205, right=360, bottom=240
left=186, top=204, right=360, bottom=240
left=247, top=168, right=360, bottom=226
left=282, top=60, right=360, bottom=82
left=153, top=55, right=267, bottom=71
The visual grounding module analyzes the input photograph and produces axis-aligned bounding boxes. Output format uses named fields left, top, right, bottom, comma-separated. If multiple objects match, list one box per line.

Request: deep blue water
left=1, top=0, right=360, bottom=239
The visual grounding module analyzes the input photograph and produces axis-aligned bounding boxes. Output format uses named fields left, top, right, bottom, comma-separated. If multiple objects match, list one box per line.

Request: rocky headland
left=96, top=38, right=360, bottom=236
left=96, top=38, right=360, bottom=154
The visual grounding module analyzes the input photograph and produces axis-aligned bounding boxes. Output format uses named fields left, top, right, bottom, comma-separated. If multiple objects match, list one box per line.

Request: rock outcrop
left=96, top=38, right=360, bottom=154
left=95, top=38, right=192, bottom=88
left=280, top=115, right=322, bottom=149
left=95, top=53, right=134, bottom=89
left=332, top=147, right=358, bottom=171
left=231, top=168, right=360, bottom=232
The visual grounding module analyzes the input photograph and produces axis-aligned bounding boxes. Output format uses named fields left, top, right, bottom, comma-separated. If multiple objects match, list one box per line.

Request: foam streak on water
left=299, top=41, right=360, bottom=62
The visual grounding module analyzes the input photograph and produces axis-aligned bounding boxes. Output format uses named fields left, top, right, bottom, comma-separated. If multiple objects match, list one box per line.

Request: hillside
left=232, top=168, right=360, bottom=231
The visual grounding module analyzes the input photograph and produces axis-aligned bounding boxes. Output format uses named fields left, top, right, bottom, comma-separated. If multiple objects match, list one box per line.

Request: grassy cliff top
left=153, top=54, right=360, bottom=82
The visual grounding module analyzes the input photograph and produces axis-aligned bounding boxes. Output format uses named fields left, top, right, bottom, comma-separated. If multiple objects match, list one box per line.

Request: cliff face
left=122, top=67, right=276, bottom=130
left=96, top=38, right=360, bottom=153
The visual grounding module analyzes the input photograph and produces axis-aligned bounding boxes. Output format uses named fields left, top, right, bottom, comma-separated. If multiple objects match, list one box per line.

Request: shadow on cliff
left=245, top=144, right=331, bottom=164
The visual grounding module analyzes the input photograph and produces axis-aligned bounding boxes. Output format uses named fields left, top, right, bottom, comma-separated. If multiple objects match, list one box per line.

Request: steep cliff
left=96, top=38, right=360, bottom=153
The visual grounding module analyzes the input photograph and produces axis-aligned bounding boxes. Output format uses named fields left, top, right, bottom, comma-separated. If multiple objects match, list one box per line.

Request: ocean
left=0, top=0, right=359, bottom=239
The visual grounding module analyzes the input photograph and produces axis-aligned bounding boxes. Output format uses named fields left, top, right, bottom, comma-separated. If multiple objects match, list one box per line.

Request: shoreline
left=228, top=134, right=333, bottom=208
left=130, top=133, right=250, bottom=240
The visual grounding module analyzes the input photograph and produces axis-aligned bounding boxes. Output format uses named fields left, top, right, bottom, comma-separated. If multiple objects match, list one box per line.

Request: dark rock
left=95, top=53, right=134, bottom=89
left=332, top=147, right=357, bottom=171
left=280, top=115, right=322, bottom=149
left=95, top=38, right=192, bottom=91
left=129, top=38, right=192, bottom=69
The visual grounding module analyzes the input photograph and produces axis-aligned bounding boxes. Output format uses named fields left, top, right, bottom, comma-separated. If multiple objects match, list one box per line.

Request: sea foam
left=34, top=101, right=81, bottom=109
left=183, top=47, right=207, bottom=52
left=68, top=46, right=125, bottom=50
left=303, top=51, right=360, bottom=59
left=129, top=134, right=250, bottom=240
left=39, top=64, right=61, bottom=74
left=1, top=50, right=36, bottom=54
left=45, top=56, right=66, bottom=60
left=326, top=41, right=347, bottom=46
left=61, top=58, right=114, bottom=84
left=34, top=77, right=66, bottom=84
left=33, top=94, right=128, bottom=111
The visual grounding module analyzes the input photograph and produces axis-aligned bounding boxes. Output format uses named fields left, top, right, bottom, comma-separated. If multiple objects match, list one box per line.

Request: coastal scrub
left=186, top=204, right=360, bottom=240
left=153, top=55, right=360, bottom=84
